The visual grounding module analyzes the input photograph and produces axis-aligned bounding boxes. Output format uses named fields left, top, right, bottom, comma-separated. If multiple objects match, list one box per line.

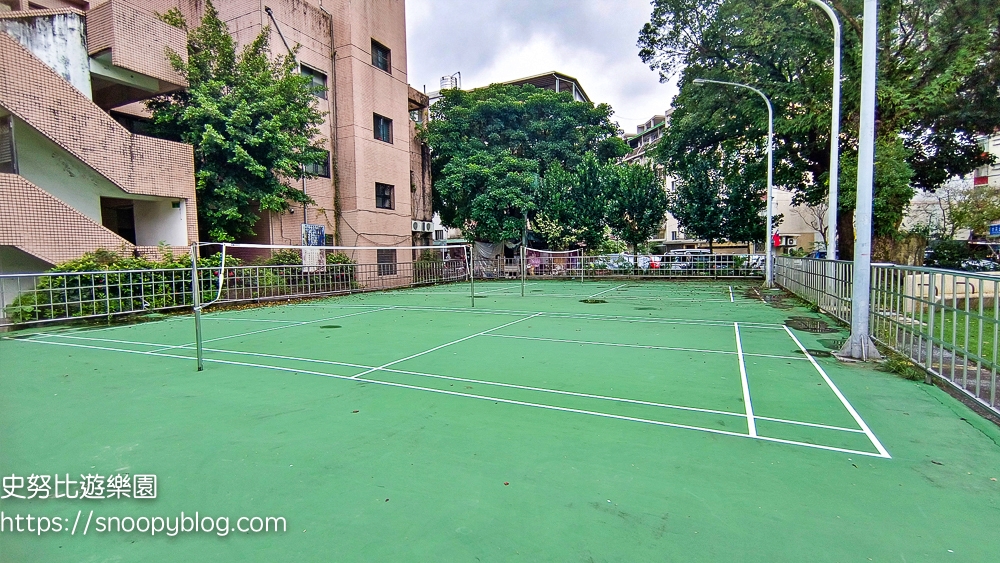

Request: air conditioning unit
left=422, top=221, right=434, bottom=232
left=411, top=220, right=423, bottom=232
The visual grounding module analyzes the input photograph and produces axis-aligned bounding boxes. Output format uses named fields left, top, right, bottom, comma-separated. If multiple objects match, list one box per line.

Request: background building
left=2, top=0, right=433, bottom=277
left=1, top=0, right=198, bottom=275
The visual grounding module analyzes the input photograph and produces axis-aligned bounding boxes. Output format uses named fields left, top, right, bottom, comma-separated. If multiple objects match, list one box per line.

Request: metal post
left=469, top=244, right=475, bottom=308
left=189, top=243, right=204, bottom=371
left=521, top=211, right=527, bottom=297
left=808, top=0, right=841, bottom=261
left=841, top=0, right=881, bottom=360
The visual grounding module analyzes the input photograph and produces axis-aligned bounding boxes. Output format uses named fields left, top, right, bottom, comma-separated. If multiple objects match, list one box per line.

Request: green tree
left=639, top=0, right=1000, bottom=257
left=426, top=83, right=628, bottom=243
left=951, top=185, right=1000, bottom=238
left=147, top=1, right=328, bottom=242
left=605, top=163, right=670, bottom=268
left=433, top=151, right=539, bottom=243
left=665, top=157, right=726, bottom=251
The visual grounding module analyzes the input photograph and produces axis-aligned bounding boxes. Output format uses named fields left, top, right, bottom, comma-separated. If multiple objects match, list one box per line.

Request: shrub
left=3, top=249, right=242, bottom=324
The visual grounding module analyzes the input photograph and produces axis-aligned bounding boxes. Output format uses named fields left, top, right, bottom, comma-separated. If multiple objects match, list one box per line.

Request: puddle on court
left=743, top=288, right=794, bottom=309
left=580, top=299, right=607, bottom=304
left=785, top=316, right=836, bottom=333
left=817, top=338, right=846, bottom=350
left=792, top=349, right=835, bottom=358
left=320, top=325, right=342, bottom=329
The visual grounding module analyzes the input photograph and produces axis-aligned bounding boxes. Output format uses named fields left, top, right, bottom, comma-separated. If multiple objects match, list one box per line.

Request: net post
left=521, top=211, right=527, bottom=297
left=468, top=244, right=475, bottom=308
left=190, top=243, right=204, bottom=372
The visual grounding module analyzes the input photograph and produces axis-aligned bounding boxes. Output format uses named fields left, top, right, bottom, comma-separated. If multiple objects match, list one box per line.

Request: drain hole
left=580, top=299, right=607, bottom=304
left=320, top=325, right=342, bottom=329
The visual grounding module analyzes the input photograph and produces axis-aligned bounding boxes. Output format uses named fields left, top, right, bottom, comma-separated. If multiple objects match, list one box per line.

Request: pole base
left=836, top=333, right=882, bottom=361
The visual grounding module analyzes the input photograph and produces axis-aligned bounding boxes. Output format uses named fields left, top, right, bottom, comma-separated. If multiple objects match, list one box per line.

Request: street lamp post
left=840, top=0, right=881, bottom=360
left=694, top=78, right=775, bottom=287
left=807, top=0, right=842, bottom=261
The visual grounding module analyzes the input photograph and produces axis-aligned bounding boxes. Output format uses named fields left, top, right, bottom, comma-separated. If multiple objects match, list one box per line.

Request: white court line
left=22, top=332, right=866, bottom=434
left=783, top=326, right=891, bottom=458
left=374, top=305, right=786, bottom=330
left=482, top=333, right=808, bottom=361
left=753, top=415, right=867, bottom=434
left=587, top=283, right=629, bottom=298
left=729, top=286, right=735, bottom=303
left=146, top=306, right=393, bottom=353
left=349, top=313, right=543, bottom=379
left=12, top=338, right=886, bottom=458
left=734, top=323, right=757, bottom=437
left=202, top=317, right=301, bottom=324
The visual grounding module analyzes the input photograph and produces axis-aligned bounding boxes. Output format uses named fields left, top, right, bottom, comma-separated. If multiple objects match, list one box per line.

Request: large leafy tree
left=605, top=163, right=670, bottom=258
left=147, top=1, right=328, bottom=242
left=425, top=83, right=628, bottom=243
left=639, top=0, right=1000, bottom=257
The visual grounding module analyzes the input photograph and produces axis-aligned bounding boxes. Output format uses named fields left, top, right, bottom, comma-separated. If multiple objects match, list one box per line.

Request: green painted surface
left=1, top=280, right=999, bottom=562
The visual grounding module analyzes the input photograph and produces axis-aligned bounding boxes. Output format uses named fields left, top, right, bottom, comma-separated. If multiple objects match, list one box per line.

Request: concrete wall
left=12, top=115, right=189, bottom=246
left=0, top=10, right=91, bottom=98
left=133, top=199, right=187, bottom=246
left=0, top=246, right=50, bottom=312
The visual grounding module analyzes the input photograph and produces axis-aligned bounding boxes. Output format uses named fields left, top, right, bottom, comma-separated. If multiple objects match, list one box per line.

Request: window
left=409, top=109, right=423, bottom=123
left=305, top=150, right=331, bottom=178
left=300, top=65, right=328, bottom=99
left=377, top=249, right=397, bottom=276
left=373, top=114, right=393, bottom=143
left=0, top=115, right=15, bottom=175
left=371, top=40, right=391, bottom=73
left=375, top=183, right=394, bottom=209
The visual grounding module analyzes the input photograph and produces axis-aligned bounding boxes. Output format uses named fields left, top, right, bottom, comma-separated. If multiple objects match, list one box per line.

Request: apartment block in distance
left=122, top=0, right=429, bottom=273
left=0, top=0, right=198, bottom=275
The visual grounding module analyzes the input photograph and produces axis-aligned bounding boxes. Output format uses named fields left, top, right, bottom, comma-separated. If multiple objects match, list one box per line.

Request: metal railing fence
left=775, top=256, right=1000, bottom=416
left=1, top=253, right=764, bottom=329
left=0, top=258, right=470, bottom=328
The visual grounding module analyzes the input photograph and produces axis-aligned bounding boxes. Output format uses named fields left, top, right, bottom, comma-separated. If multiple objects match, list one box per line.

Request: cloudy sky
left=405, top=0, right=679, bottom=136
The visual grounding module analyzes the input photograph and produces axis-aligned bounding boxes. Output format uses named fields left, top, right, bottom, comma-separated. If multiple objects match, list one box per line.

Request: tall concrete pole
left=808, top=0, right=842, bottom=260
left=841, top=0, right=880, bottom=360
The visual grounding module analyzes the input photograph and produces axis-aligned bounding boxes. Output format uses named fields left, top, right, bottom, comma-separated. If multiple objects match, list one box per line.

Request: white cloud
left=405, top=0, right=679, bottom=134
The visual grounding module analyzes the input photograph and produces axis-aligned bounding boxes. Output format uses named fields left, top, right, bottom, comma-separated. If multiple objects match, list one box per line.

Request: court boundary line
left=349, top=313, right=543, bottom=379
left=9, top=337, right=887, bottom=458
left=783, top=326, right=891, bottom=459
left=293, top=303, right=786, bottom=329
left=17, top=332, right=873, bottom=436
left=729, top=286, right=735, bottom=303
left=734, top=322, right=758, bottom=437
left=146, top=306, right=393, bottom=353
left=481, top=333, right=808, bottom=361
left=588, top=283, right=629, bottom=298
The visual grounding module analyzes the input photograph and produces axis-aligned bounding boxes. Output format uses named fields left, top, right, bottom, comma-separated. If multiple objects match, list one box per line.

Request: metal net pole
left=189, top=243, right=204, bottom=372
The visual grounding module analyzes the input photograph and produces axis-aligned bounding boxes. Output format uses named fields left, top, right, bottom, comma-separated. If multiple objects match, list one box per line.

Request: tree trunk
left=872, top=234, right=927, bottom=265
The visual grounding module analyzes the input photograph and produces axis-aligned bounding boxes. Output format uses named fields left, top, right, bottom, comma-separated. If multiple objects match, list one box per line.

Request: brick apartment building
left=0, top=0, right=198, bottom=273
left=1, top=0, right=432, bottom=274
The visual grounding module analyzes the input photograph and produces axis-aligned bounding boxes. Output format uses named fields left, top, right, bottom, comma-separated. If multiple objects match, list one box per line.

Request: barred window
left=371, top=40, right=391, bottom=73
left=377, top=249, right=397, bottom=276
left=300, top=65, right=328, bottom=99
left=374, top=114, right=393, bottom=143
left=305, top=150, right=331, bottom=178
left=375, top=183, right=394, bottom=210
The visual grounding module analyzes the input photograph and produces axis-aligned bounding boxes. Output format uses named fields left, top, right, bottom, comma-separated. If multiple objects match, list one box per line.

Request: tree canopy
left=425, top=83, right=629, bottom=244
left=147, top=0, right=328, bottom=242
left=639, top=0, right=1000, bottom=254
left=605, top=163, right=671, bottom=253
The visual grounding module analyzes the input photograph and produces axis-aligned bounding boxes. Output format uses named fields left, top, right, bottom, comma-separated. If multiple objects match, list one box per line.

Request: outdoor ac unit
left=422, top=221, right=434, bottom=232
left=411, top=220, right=422, bottom=232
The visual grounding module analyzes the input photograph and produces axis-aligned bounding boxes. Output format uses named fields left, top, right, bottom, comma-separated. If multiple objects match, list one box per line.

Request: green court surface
left=2, top=280, right=999, bottom=562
